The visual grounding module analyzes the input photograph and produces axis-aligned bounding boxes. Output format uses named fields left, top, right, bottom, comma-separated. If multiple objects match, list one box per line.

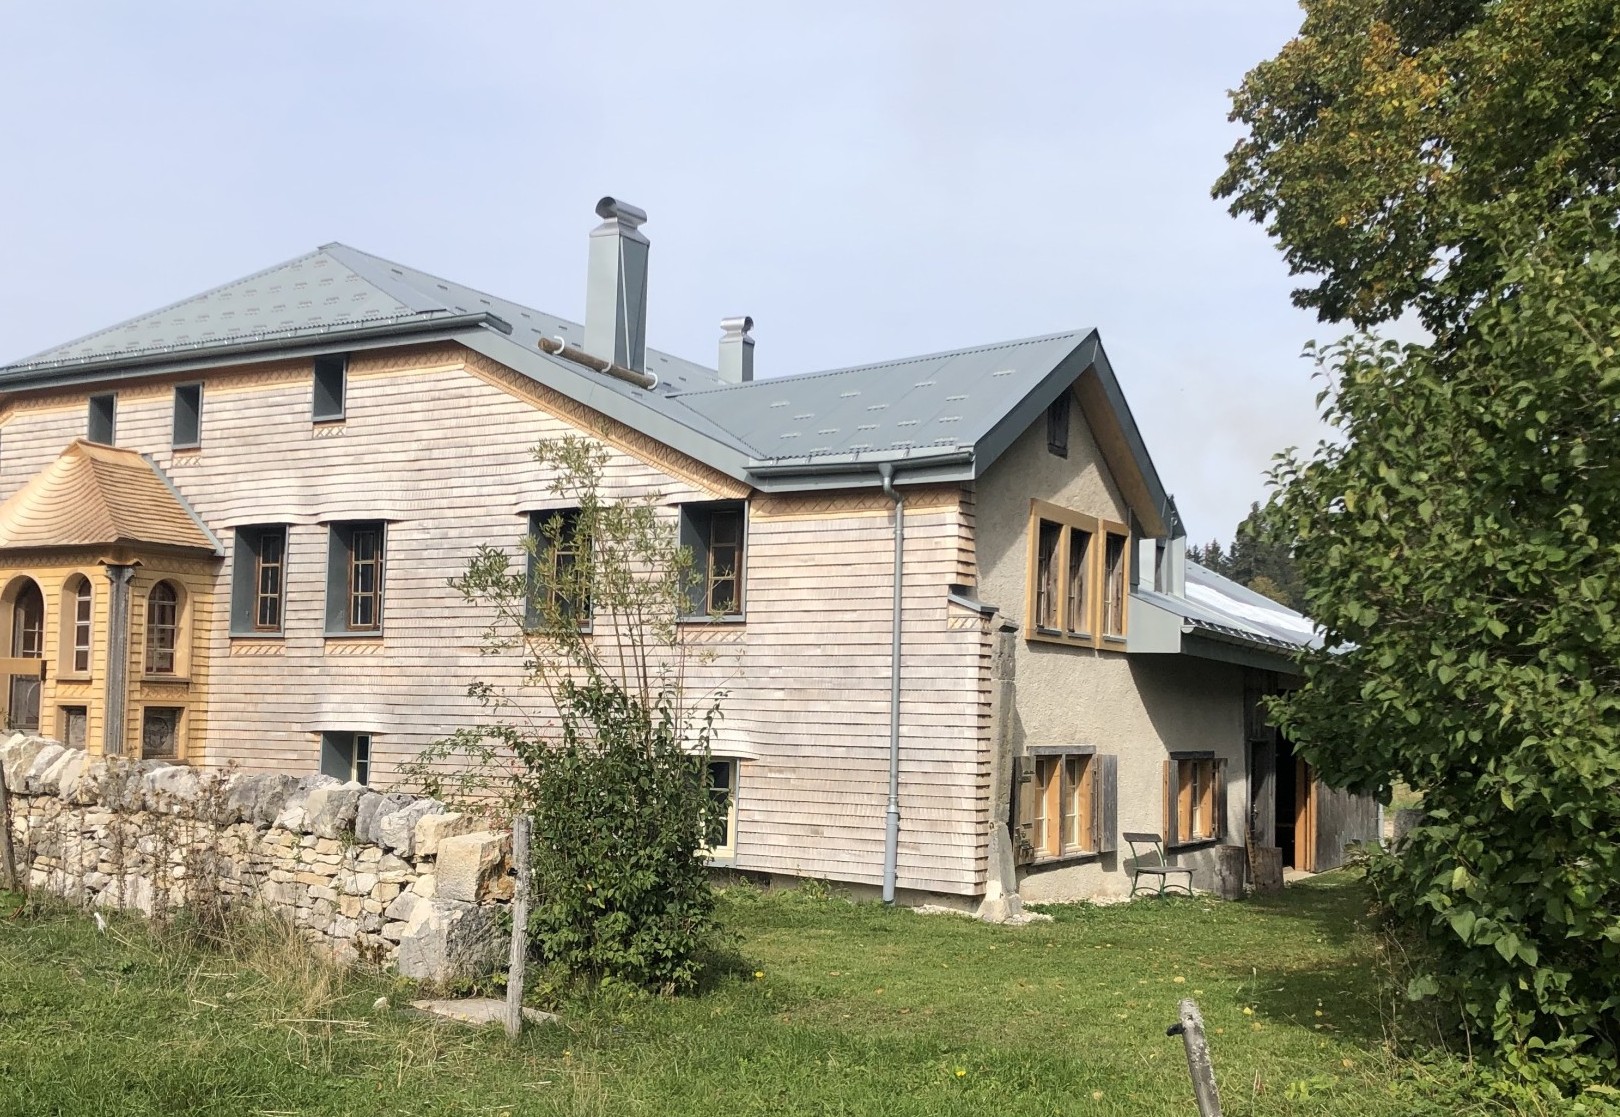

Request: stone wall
left=0, top=734, right=513, bottom=983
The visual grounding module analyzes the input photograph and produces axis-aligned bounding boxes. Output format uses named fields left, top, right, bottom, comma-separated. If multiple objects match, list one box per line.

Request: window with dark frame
left=1035, top=520, right=1062, bottom=631
left=1015, top=750, right=1118, bottom=863
left=1025, top=501, right=1130, bottom=649
left=142, top=706, right=182, bottom=759
left=146, top=582, right=179, bottom=674
left=320, top=731, right=372, bottom=785
left=324, top=522, right=386, bottom=634
left=1046, top=391, right=1071, bottom=457
left=12, top=581, right=43, bottom=658
left=1103, top=531, right=1128, bottom=638
left=527, top=509, right=590, bottom=629
left=1065, top=527, right=1093, bottom=637
left=680, top=502, right=747, bottom=618
left=70, top=577, right=92, bottom=674
left=1165, top=753, right=1227, bottom=847
left=173, top=383, right=202, bottom=449
left=348, top=527, right=382, bottom=630
left=255, top=533, right=284, bottom=629
left=312, top=355, right=347, bottom=421
left=703, top=758, right=738, bottom=857
left=231, top=526, right=288, bottom=635
left=87, top=393, right=117, bottom=445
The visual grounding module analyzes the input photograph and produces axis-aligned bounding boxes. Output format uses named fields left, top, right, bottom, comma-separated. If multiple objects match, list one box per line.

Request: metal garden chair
left=1123, top=832, right=1194, bottom=898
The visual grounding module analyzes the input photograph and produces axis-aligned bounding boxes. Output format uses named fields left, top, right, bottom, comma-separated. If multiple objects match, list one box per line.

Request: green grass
left=0, top=875, right=1513, bottom=1116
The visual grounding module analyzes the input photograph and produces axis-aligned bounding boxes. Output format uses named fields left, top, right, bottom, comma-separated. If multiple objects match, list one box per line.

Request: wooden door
left=1295, top=758, right=1318, bottom=873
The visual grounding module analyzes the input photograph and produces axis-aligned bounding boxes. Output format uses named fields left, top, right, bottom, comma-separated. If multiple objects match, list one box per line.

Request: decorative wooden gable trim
left=751, top=484, right=962, bottom=521
left=458, top=348, right=751, bottom=501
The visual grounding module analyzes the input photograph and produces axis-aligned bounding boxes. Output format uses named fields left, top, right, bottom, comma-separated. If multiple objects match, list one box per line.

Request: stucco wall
left=974, top=388, right=1249, bottom=899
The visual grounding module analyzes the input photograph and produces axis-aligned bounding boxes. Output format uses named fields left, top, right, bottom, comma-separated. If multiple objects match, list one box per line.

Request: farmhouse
left=0, top=199, right=1376, bottom=905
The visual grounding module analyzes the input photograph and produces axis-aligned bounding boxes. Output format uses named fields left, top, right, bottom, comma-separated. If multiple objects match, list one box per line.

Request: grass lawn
left=0, top=873, right=1508, bottom=1116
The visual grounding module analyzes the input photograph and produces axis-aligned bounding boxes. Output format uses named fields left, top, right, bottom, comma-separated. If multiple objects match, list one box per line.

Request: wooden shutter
left=1091, top=753, right=1118, bottom=854
left=1163, top=760, right=1179, bottom=846
left=1012, top=756, right=1038, bottom=865
left=1214, top=758, right=1229, bottom=842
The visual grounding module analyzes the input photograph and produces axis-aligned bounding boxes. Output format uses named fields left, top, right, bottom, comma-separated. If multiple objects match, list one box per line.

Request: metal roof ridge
left=666, top=328, right=1091, bottom=397
left=3, top=246, right=332, bottom=370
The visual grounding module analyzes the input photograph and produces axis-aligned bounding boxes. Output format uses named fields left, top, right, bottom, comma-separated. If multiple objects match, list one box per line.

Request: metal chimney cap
left=595, top=196, right=648, bottom=227
left=720, top=315, right=754, bottom=337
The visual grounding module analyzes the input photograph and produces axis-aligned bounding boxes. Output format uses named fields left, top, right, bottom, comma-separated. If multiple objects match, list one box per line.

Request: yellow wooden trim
left=1025, top=500, right=1130, bottom=652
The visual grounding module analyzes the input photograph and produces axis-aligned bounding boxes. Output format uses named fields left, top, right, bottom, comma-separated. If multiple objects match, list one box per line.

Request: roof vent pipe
left=718, top=316, right=755, bottom=384
left=583, top=196, right=650, bottom=372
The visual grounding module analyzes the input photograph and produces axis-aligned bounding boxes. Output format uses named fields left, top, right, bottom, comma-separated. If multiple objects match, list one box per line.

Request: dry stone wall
left=0, top=734, right=513, bottom=983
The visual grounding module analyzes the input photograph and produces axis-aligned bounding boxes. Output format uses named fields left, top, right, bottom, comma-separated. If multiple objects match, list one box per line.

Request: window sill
left=703, top=853, right=738, bottom=867
left=1025, top=850, right=1100, bottom=868
left=229, top=631, right=286, bottom=640
left=323, top=629, right=384, bottom=640
left=1166, top=838, right=1222, bottom=853
left=57, top=673, right=93, bottom=684
left=679, top=614, right=746, bottom=626
left=141, top=675, right=190, bottom=685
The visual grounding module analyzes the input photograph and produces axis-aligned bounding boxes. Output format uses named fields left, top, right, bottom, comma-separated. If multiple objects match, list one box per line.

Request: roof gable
left=0, top=441, right=220, bottom=554
left=670, top=330, right=1087, bottom=465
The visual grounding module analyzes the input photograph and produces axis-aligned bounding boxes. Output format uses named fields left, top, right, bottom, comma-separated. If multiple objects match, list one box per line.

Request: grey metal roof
left=3, top=243, right=726, bottom=392
left=670, top=330, right=1087, bottom=463
left=1134, top=561, right=1319, bottom=654
left=0, top=244, right=1175, bottom=516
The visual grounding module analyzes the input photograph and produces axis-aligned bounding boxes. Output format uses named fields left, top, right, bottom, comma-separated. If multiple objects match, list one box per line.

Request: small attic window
left=87, top=393, right=116, bottom=445
left=1047, top=392, right=1071, bottom=458
left=173, top=384, right=202, bottom=450
left=313, top=355, right=347, bottom=422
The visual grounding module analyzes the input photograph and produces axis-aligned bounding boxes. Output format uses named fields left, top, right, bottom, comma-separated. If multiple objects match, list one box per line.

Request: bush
left=406, top=435, right=726, bottom=994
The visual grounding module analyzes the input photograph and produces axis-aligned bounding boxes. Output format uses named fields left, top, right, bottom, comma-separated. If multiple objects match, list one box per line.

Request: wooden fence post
left=0, top=762, right=17, bottom=893
left=1167, top=997, right=1222, bottom=1117
left=504, top=813, right=532, bottom=1040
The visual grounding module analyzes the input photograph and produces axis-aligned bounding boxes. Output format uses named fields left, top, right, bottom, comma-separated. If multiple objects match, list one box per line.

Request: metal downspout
left=879, top=463, right=903, bottom=903
left=102, top=564, right=135, bottom=757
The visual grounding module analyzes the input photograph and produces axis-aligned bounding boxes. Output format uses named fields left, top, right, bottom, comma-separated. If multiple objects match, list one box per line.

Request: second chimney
left=718, top=316, right=755, bottom=384
left=584, top=196, right=650, bottom=372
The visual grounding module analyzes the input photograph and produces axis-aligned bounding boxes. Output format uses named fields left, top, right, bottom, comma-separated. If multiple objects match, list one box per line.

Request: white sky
left=0, top=1, right=1334, bottom=543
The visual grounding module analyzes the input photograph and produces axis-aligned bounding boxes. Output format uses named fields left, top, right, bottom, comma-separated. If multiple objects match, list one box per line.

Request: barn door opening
left=1273, top=734, right=1317, bottom=871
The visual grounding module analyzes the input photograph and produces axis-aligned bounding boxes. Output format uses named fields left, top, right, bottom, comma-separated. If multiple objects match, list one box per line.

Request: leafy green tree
left=1215, top=0, right=1620, bottom=332
left=1267, top=204, right=1620, bottom=1084
left=405, top=436, right=725, bottom=994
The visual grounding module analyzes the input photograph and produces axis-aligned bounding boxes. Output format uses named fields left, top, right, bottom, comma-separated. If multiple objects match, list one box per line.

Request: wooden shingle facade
left=0, top=207, right=1378, bottom=902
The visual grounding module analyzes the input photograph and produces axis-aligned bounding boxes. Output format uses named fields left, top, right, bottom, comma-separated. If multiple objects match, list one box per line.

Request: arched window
left=12, top=582, right=43, bottom=659
left=146, top=582, right=179, bottom=675
left=64, top=576, right=92, bottom=674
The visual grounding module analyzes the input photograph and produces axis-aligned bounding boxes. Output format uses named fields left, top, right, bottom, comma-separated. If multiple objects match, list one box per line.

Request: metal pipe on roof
left=538, top=335, right=658, bottom=391
left=878, top=461, right=904, bottom=904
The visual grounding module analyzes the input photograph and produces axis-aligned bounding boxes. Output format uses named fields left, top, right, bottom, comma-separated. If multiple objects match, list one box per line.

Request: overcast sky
left=0, top=2, right=1329, bottom=542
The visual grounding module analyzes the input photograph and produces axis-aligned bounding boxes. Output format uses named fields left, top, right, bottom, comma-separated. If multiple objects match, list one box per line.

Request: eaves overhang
left=1127, top=588, right=1305, bottom=674
left=0, top=311, right=510, bottom=393
left=742, top=448, right=974, bottom=492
